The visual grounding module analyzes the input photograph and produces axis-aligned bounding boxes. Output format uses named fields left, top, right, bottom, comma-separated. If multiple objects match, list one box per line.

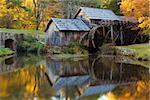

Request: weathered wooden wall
left=46, top=22, right=88, bottom=46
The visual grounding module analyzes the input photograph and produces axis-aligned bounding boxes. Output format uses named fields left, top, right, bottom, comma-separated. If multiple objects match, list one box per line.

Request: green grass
left=116, top=44, right=150, bottom=68
left=133, top=60, right=150, bottom=68
left=122, top=44, right=150, bottom=60
left=0, top=55, right=14, bottom=61
left=0, top=28, right=45, bottom=34
left=0, top=48, right=15, bottom=57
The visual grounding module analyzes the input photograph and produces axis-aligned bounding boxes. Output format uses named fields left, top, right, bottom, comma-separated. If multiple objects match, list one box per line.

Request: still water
left=0, top=54, right=149, bottom=100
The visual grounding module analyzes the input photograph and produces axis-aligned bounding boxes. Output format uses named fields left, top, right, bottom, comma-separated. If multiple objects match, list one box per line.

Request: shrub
left=17, top=35, right=46, bottom=53
left=62, top=42, right=88, bottom=54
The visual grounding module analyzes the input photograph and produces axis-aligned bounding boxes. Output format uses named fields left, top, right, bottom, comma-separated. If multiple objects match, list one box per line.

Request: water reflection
left=46, top=55, right=149, bottom=99
left=0, top=54, right=45, bottom=73
left=0, top=55, right=149, bottom=100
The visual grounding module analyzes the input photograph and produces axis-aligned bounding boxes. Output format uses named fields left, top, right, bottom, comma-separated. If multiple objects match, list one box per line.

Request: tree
left=0, top=0, right=15, bottom=28
left=97, top=0, right=121, bottom=15
left=26, top=0, right=63, bottom=30
left=0, top=0, right=32, bottom=29
left=120, top=0, right=150, bottom=34
left=61, top=0, right=98, bottom=18
left=32, top=0, right=46, bottom=30
left=0, top=0, right=63, bottom=30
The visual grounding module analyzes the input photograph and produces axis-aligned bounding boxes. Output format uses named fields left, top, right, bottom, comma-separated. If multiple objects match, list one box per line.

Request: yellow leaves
left=0, top=0, right=7, bottom=17
left=138, top=17, right=150, bottom=29
left=120, top=0, right=150, bottom=33
left=121, top=0, right=149, bottom=18
left=23, top=0, right=34, bottom=8
left=0, top=0, right=64, bottom=30
left=106, top=92, right=117, bottom=100
left=120, top=0, right=132, bottom=15
left=138, top=17, right=150, bottom=34
left=0, top=0, right=32, bottom=29
left=136, top=81, right=147, bottom=92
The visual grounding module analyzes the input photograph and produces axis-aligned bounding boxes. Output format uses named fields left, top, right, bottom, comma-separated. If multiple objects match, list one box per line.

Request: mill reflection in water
left=45, top=55, right=149, bottom=99
left=0, top=55, right=149, bottom=99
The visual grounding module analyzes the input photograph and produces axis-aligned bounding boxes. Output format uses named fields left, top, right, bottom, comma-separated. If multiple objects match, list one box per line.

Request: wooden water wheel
left=80, top=25, right=104, bottom=49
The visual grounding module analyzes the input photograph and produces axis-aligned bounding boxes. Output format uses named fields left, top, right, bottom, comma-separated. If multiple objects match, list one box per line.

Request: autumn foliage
left=120, top=0, right=150, bottom=34
left=0, top=0, right=63, bottom=30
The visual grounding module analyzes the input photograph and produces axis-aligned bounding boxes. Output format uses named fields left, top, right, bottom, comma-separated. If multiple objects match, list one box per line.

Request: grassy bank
left=116, top=44, right=150, bottom=68
left=0, top=48, right=15, bottom=57
left=117, top=44, right=150, bottom=61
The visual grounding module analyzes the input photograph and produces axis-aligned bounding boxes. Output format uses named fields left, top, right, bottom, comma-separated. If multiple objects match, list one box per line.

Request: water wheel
left=80, top=25, right=104, bottom=52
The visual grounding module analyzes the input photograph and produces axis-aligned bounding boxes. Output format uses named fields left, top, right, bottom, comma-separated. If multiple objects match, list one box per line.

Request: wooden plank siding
left=46, top=23, right=88, bottom=46
left=45, top=19, right=90, bottom=46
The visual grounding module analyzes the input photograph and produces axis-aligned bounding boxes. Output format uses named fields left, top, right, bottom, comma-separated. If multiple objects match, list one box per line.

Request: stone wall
left=0, top=32, right=24, bottom=50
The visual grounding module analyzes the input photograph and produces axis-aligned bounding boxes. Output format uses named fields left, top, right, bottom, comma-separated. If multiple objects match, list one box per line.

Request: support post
left=120, top=26, right=123, bottom=45
left=103, top=26, right=105, bottom=37
left=110, top=67, right=113, bottom=80
left=110, top=25, right=114, bottom=44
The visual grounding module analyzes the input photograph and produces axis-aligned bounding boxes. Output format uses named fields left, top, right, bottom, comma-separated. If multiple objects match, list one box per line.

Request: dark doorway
left=5, top=39, right=15, bottom=50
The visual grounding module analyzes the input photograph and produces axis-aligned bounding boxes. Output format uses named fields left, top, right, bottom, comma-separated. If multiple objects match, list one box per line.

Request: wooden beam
left=92, top=40, right=96, bottom=48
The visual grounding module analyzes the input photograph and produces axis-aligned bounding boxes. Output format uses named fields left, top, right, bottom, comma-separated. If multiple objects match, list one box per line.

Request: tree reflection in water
left=0, top=55, right=55, bottom=99
left=0, top=64, right=46, bottom=98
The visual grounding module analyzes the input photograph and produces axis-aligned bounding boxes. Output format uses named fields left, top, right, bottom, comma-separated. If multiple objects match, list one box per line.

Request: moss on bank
left=0, top=48, right=15, bottom=57
left=51, top=54, right=88, bottom=60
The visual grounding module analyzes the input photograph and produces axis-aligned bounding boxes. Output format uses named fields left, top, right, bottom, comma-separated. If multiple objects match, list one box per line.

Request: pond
left=0, top=54, right=149, bottom=100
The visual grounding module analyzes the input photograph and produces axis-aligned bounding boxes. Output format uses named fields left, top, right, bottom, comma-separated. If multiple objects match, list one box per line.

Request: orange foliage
left=120, top=0, right=150, bottom=34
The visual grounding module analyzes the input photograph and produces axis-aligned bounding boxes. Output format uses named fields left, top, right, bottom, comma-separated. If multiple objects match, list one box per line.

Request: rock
left=115, top=56, right=135, bottom=64
left=115, top=47, right=136, bottom=56
left=99, top=46, right=116, bottom=55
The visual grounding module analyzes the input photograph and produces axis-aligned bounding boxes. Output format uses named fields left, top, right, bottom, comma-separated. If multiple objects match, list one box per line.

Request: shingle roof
left=51, top=18, right=90, bottom=31
left=81, top=84, right=117, bottom=97
left=76, top=7, right=120, bottom=21
left=53, top=75, right=90, bottom=91
left=118, top=16, right=138, bottom=23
